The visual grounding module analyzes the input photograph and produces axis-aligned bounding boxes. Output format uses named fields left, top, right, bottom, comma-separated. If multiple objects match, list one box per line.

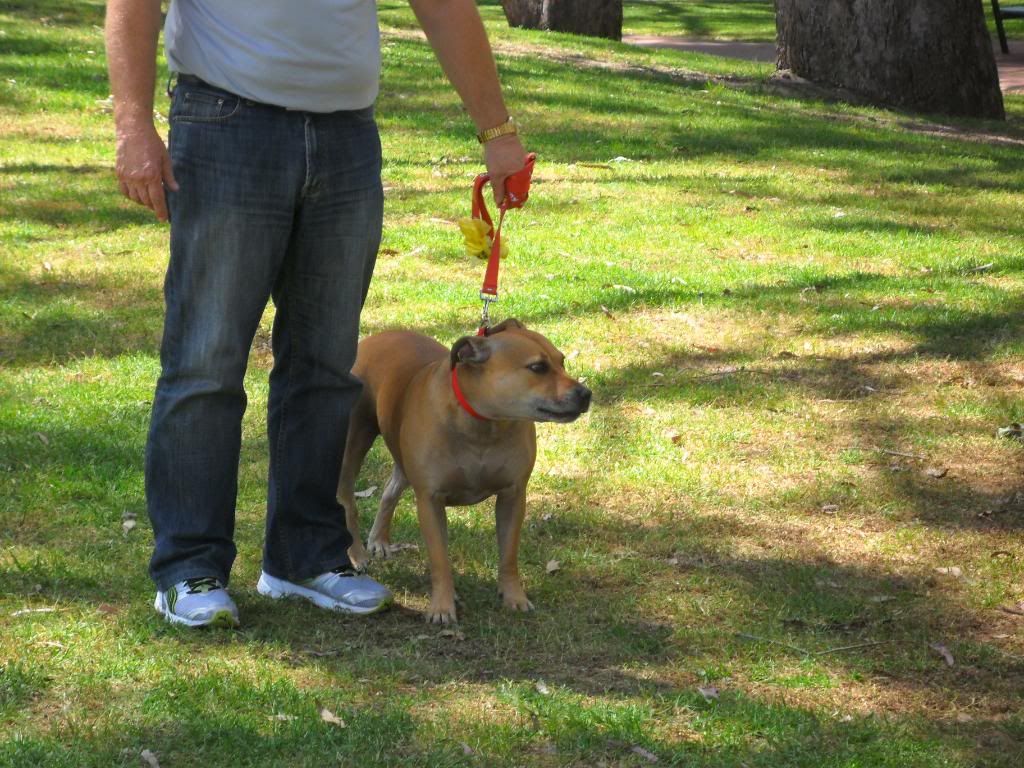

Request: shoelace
left=330, top=565, right=360, bottom=578
left=184, top=576, right=222, bottom=594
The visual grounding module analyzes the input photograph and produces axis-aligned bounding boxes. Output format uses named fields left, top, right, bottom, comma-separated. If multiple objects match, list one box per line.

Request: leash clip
left=478, top=291, right=498, bottom=334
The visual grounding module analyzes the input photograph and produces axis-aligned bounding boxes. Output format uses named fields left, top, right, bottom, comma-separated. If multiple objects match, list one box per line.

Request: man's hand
left=484, top=133, right=528, bottom=207
left=115, top=126, right=178, bottom=222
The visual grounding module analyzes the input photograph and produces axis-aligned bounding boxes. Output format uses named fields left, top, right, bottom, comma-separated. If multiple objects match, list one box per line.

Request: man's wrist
left=477, top=115, right=517, bottom=144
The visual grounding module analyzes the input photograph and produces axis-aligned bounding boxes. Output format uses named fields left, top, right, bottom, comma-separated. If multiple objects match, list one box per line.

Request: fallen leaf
left=651, top=371, right=664, bottom=378
left=869, top=595, right=896, bottom=603
left=535, top=680, right=551, bottom=695
left=354, top=485, right=378, bottom=498
left=438, top=628, right=465, bottom=641
left=998, top=602, right=1024, bottom=617
left=460, top=743, right=474, bottom=756
left=956, top=712, right=973, bottom=723
left=631, top=745, right=659, bottom=763
left=320, top=707, right=346, bottom=727
left=122, top=519, right=137, bottom=534
left=697, top=685, right=719, bottom=701
left=42, top=261, right=53, bottom=272
left=924, top=467, right=948, bottom=479
left=997, top=423, right=1024, bottom=441
left=541, top=513, right=553, bottom=522
left=140, top=750, right=160, bottom=768
left=930, top=642, right=955, bottom=667
left=934, top=566, right=962, bottom=578
left=386, top=542, right=419, bottom=553
left=546, top=559, right=561, bottom=574
left=34, top=432, right=49, bottom=446
left=97, top=603, right=120, bottom=615
left=599, top=305, right=617, bottom=320
left=269, top=713, right=297, bottom=722
left=611, top=284, right=636, bottom=294
left=820, top=504, right=839, bottom=515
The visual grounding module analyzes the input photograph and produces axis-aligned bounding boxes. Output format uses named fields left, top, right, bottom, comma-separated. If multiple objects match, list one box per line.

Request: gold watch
left=477, top=116, right=518, bottom=144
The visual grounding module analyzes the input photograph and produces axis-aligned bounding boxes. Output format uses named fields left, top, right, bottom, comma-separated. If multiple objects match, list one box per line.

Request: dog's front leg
left=416, top=493, right=458, bottom=624
left=495, top=486, right=533, bottom=612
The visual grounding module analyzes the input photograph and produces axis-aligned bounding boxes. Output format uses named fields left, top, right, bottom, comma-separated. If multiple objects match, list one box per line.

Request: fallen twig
left=814, top=640, right=890, bottom=657
left=842, top=446, right=927, bottom=461
left=735, top=633, right=810, bottom=656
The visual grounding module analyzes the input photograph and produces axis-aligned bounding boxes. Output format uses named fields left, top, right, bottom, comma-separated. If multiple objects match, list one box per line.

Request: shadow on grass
left=2, top=0, right=105, bottom=26
left=5, top=506, right=1021, bottom=765
left=0, top=267, right=163, bottom=366
left=1, top=164, right=155, bottom=235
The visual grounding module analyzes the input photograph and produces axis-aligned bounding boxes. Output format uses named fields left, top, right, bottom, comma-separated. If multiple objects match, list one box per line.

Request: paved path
left=624, top=36, right=1024, bottom=94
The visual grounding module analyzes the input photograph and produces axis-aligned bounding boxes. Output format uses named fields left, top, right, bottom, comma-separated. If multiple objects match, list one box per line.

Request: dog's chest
left=436, top=447, right=526, bottom=505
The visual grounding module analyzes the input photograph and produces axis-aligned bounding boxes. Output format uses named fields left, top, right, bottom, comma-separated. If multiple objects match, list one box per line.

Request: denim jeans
left=146, top=76, right=383, bottom=590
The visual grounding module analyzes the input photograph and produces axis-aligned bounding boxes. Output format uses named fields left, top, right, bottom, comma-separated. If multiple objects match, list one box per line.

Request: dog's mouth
left=535, top=405, right=586, bottom=423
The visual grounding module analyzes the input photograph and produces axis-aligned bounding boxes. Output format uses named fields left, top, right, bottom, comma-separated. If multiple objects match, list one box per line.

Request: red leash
left=452, top=153, right=537, bottom=420
left=471, top=152, right=536, bottom=335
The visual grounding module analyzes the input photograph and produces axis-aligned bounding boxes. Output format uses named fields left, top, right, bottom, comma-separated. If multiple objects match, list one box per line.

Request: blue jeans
left=146, top=76, right=383, bottom=590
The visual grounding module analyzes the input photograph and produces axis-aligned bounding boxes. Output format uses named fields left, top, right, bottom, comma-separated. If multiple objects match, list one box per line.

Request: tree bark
left=776, top=0, right=1004, bottom=120
left=501, top=0, right=623, bottom=41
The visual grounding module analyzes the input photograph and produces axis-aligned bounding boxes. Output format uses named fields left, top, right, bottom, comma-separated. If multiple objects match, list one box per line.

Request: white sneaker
left=256, top=566, right=392, bottom=615
left=154, top=577, right=240, bottom=628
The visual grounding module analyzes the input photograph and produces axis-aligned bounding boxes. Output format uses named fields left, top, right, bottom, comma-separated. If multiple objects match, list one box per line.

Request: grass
left=619, top=0, right=1024, bottom=43
left=3, top=0, right=1024, bottom=766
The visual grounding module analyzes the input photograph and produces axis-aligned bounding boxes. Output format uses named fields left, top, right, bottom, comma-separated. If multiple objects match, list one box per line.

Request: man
left=105, top=0, right=527, bottom=627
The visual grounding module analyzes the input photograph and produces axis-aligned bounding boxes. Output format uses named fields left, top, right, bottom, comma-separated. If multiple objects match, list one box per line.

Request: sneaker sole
left=256, top=573, right=392, bottom=616
left=153, top=594, right=240, bottom=629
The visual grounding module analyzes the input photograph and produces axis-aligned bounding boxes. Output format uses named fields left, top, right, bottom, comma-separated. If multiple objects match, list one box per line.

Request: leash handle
left=472, top=153, right=536, bottom=300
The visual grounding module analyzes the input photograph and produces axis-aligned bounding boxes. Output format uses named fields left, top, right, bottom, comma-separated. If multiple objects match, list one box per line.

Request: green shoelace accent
left=184, top=576, right=223, bottom=595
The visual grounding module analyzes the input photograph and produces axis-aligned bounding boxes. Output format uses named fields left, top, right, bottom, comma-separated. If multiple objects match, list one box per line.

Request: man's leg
left=261, top=106, right=383, bottom=584
left=147, top=83, right=304, bottom=593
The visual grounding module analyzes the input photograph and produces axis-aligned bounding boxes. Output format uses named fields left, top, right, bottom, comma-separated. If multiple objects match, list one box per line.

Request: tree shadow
left=0, top=264, right=164, bottom=366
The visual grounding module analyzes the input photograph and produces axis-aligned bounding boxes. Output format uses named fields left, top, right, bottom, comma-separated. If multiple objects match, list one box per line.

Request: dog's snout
left=572, top=383, right=592, bottom=412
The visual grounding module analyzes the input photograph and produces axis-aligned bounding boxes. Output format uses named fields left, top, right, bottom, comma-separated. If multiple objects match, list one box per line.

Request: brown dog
left=337, top=319, right=591, bottom=623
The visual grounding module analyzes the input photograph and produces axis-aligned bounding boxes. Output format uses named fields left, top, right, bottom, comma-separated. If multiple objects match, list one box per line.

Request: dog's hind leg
left=366, top=463, right=409, bottom=558
left=338, top=397, right=379, bottom=570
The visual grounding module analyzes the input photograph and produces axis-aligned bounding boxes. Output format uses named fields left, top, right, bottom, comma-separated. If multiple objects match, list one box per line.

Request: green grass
left=619, top=0, right=1024, bottom=43
left=624, top=0, right=778, bottom=40
left=3, top=0, right=1024, bottom=766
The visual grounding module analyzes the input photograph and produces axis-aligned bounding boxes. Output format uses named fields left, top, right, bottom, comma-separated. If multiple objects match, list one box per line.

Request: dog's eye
left=527, top=361, right=550, bottom=374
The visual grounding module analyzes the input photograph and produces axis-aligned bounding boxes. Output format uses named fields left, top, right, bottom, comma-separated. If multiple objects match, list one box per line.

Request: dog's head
left=450, top=319, right=592, bottom=423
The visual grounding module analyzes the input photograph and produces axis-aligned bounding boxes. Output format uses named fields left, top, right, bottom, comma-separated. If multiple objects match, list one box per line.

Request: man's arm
left=408, top=0, right=527, bottom=204
left=105, top=0, right=178, bottom=222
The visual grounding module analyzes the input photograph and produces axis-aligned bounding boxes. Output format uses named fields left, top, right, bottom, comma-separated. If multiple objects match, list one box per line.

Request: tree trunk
left=501, top=0, right=623, bottom=41
left=776, top=0, right=1004, bottom=120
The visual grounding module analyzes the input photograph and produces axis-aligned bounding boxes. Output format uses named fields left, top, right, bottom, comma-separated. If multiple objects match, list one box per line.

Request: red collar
left=451, top=366, right=487, bottom=420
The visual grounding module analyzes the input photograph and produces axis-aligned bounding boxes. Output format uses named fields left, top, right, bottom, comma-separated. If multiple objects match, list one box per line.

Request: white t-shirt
left=165, top=0, right=381, bottom=112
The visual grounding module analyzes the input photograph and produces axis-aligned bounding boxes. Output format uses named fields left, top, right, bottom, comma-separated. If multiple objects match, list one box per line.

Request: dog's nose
left=572, top=384, right=592, bottom=413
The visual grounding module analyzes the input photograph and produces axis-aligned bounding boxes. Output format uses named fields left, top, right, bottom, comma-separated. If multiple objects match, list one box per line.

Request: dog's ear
left=484, top=318, right=525, bottom=336
left=450, top=336, right=492, bottom=368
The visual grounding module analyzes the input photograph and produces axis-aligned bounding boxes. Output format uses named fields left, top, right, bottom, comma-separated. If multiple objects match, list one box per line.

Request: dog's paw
left=425, top=600, right=458, bottom=625
left=347, top=542, right=370, bottom=572
left=367, top=537, right=395, bottom=559
left=500, top=590, right=535, bottom=613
